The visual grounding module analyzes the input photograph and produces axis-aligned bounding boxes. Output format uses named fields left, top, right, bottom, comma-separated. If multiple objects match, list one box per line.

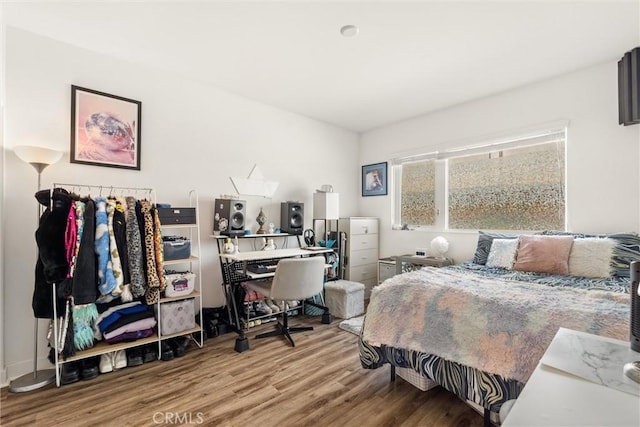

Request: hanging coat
left=33, top=188, right=71, bottom=319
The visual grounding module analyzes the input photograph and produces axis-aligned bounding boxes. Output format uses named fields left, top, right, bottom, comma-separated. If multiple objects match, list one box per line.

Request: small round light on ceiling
left=340, top=25, right=359, bottom=37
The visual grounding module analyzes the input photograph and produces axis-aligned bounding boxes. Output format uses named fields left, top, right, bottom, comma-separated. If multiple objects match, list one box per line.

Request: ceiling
left=2, top=1, right=639, bottom=133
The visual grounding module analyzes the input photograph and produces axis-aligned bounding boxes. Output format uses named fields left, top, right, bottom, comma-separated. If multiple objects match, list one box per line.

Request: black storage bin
left=157, top=207, right=196, bottom=225
left=163, top=236, right=191, bottom=260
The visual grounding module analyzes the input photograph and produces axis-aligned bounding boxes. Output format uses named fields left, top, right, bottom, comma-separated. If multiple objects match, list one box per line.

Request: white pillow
left=568, top=238, right=615, bottom=278
left=486, top=238, right=519, bottom=269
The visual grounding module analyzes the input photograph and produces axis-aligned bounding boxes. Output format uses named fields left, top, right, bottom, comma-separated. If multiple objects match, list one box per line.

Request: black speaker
left=280, top=201, right=304, bottom=235
left=214, top=199, right=246, bottom=236
left=618, top=47, right=640, bottom=126
left=631, top=261, right=640, bottom=352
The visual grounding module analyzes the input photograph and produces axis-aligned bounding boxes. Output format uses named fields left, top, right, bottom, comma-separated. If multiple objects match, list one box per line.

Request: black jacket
left=32, top=188, right=71, bottom=319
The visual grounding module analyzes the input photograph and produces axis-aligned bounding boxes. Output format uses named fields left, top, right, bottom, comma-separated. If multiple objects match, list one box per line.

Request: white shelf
left=164, top=255, right=199, bottom=265
left=157, top=189, right=203, bottom=353
left=161, top=223, right=197, bottom=229
left=159, top=325, right=202, bottom=340
left=213, top=233, right=292, bottom=239
left=219, top=247, right=332, bottom=262
left=159, top=290, right=201, bottom=303
left=61, top=334, right=159, bottom=363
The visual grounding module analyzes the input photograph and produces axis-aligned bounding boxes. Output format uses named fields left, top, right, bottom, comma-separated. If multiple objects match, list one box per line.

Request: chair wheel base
left=234, top=336, right=250, bottom=353
left=322, top=312, right=333, bottom=324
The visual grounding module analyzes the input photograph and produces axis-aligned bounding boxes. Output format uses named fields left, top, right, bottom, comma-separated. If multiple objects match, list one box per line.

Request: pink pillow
left=513, top=235, right=574, bottom=275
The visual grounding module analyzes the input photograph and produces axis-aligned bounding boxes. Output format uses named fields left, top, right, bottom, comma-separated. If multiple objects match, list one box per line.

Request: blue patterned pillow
left=538, top=231, right=640, bottom=278
left=473, top=231, right=518, bottom=265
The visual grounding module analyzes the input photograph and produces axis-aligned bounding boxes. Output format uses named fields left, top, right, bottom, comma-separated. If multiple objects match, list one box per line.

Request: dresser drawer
left=343, top=218, right=378, bottom=236
left=349, top=233, right=378, bottom=252
left=348, top=263, right=377, bottom=282
left=347, top=248, right=378, bottom=268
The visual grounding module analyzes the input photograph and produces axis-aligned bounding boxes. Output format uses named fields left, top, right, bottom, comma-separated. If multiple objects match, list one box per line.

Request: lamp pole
left=9, top=146, right=62, bottom=392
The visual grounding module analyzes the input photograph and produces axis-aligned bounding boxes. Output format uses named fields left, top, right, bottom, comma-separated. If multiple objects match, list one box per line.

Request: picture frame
left=70, top=85, right=141, bottom=170
left=362, top=162, right=388, bottom=196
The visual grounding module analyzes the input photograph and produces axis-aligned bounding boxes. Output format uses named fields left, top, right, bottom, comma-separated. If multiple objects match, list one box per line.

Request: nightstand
left=394, top=255, right=453, bottom=275
left=378, top=254, right=454, bottom=286
left=378, top=257, right=397, bottom=285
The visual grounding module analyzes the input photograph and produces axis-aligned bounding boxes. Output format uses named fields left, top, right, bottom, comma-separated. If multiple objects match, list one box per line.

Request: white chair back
left=269, top=256, right=325, bottom=301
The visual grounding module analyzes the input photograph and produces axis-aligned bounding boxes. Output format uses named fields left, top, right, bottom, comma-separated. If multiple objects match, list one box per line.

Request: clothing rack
left=49, top=183, right=157, bottom=387
left=52, top=183, right=155, bottom=200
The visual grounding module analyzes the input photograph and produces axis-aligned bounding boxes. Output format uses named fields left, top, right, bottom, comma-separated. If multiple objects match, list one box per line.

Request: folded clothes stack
left=94, top=300, right=157, bottom=344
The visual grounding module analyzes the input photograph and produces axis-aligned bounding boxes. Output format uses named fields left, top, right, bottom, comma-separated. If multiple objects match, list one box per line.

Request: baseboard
left=4, top=355, right=55, bottom=387
left=0, top=366, right=8, bottom=388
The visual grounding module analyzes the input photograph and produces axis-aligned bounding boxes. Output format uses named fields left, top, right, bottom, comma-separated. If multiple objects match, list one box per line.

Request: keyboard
left=246, top=262, right=278, bottom=275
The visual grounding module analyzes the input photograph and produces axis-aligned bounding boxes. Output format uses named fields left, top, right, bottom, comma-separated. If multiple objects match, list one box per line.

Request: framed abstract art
left=362, top=162, right=388, bottom=196
left=70, top=85, right=141, bottom=170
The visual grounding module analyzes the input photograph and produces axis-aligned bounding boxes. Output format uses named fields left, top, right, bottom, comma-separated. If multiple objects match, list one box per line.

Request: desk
left=219, top=247, right=333, bottom=262
left=503, top=328, right=640, bottom=426
left=216, top=244, right=334, bottom=352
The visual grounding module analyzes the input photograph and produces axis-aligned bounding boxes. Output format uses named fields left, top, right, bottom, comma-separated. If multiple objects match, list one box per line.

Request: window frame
left=391, top=123, right=568, bottom=232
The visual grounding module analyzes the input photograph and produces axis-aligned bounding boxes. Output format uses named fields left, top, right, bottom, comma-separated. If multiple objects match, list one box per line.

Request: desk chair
left=246, top=256, right=325, bottom=347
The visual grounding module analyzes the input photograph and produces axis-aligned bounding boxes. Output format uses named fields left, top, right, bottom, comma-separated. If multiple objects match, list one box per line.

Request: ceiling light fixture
left=340, top=25, right=359, bottom=38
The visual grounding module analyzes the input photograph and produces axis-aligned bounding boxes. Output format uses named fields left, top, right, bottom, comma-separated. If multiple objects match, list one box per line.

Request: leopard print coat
left=125, top=196, right=146, bottom=298
left=140, top=200, right=160, bottom=304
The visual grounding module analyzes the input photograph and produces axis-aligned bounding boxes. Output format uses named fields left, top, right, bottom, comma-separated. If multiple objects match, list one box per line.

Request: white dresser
left=338, top=217, right=379, bottom=298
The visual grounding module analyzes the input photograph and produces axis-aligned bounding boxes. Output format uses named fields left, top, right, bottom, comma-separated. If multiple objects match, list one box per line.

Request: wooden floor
left=1, top=316, right=484, bottom=427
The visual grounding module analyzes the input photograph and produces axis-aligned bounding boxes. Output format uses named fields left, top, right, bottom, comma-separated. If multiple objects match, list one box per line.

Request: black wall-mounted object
left=280, top=201, right=304, bottom=235
left=631, top=261, right=640, bottom=352
left=618, top=47, right=640, bottom=126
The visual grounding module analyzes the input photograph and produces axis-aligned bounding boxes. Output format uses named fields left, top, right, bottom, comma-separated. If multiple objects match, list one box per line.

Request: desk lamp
left=9, top=145, right=63, bottom=392
left=430, top=236, right=449, bottom=259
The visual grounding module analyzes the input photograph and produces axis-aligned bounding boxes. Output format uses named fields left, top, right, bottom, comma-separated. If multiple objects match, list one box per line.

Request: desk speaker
left=631, top=261, right=640, bottom=352
left=214, top=199, right=246, bottom=236
left=281, top=201, right=304, bottom=235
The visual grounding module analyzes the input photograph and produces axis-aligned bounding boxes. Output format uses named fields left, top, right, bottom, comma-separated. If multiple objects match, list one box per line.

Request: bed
left=359, top=231, right=638, bottom=423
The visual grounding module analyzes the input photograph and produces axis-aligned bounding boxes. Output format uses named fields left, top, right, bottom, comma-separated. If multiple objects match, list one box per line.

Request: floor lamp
left=9, top=145, right=63, bottom=393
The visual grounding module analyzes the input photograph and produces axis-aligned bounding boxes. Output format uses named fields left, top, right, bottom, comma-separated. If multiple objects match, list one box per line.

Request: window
left=399, top=159, right=436, bottom=227
left=392, top=127, right=566, bottom=231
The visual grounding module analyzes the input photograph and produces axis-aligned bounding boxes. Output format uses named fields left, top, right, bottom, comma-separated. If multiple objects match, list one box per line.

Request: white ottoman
left=324, top=280, right=365, bottom=319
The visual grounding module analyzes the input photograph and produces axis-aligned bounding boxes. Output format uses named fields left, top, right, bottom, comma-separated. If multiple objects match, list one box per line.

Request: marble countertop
left=504, top=328, right=640, bottom=426
left=540, top=327, right=640, bottom=396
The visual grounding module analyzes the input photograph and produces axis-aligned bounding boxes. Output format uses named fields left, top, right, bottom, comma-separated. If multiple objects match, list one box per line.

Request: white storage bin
left=164, top=272, right=195, bottom=297
left=324, top=279, right=365, bottom=319
left=396, top=367, right=438, bottom=391
left=158, top=299, right=195, bottom=336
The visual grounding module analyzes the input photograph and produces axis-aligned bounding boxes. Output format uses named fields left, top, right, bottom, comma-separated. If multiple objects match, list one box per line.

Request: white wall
left=1, top=27, right=359, bottom=384
left=360, top=61, right=640, bottom=264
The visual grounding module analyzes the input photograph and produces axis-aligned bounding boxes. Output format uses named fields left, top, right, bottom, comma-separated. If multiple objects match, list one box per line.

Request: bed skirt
left=359, top=337, right=525, bottom=412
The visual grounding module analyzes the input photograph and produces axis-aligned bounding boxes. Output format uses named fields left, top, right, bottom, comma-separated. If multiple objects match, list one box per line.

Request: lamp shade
left=430, top=236, right=449, bottom=258
left=14, top=145, right=63, bottom=166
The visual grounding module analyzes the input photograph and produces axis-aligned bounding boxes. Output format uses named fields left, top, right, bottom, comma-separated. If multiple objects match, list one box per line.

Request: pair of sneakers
left=254, top=300, right=272, bottom=315
left=99, top=350, right=127, bottom=373
left=264, top=298, right=280, bottom=313
left=277, top=300, right=299, bottom=311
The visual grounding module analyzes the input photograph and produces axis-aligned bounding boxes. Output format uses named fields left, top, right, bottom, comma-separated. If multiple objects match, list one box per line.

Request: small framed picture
left=70, top=85, right=141, bottom=170
left=362, top=162, right=388, bottom=196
